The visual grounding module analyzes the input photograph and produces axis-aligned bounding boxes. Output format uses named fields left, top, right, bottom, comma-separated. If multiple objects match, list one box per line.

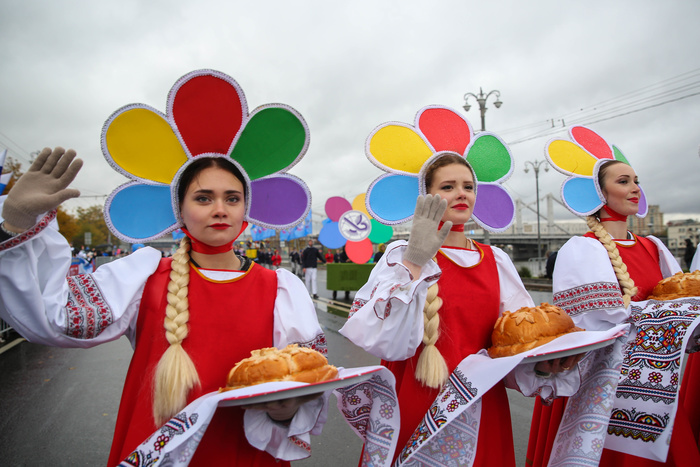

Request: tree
left=73, top=205, right=110, bottom=248
left=56, top=206, right=80, bottom=245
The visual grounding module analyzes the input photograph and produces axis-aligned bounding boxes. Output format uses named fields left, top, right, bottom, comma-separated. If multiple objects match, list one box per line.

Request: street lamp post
left=463, top=87, right=503, bottom=132
left=463, top=87, right=502, bottom=245
left=524, top=160, right=549, bottom=272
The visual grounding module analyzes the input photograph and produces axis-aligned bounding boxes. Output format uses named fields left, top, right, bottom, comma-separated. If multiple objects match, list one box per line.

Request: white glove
left=403, top=194, right=451, bottom=267
left=2, top=147, right=82, bottom=230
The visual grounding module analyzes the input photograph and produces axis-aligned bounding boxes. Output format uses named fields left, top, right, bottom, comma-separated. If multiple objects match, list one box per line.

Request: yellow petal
left=369, top=125, right=433, bottom=174
left=352, top=194, right=370, bottom=216
left=548, top=140, right=596, bottom=176
left=105, top=107, right=188, bottom=183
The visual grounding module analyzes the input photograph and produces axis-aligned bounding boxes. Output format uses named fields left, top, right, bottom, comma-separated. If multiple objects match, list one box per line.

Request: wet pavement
left=0, top=267, right=545, bottom=466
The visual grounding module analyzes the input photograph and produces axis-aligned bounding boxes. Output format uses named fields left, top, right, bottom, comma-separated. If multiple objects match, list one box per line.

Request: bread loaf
left=647, top=270, right=700, bottom=301
left=222, top=344, right=338, bottom=390
left=488, top=303, right=583, bottom=358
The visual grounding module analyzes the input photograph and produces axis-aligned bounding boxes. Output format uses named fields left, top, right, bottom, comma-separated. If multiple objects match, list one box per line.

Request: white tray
left=218, top=367, right=380, bottom=407
left=522, top=335, right=618, bottom=363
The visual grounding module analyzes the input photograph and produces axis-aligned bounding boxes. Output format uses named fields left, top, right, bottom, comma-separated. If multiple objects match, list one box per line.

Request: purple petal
left=472, top=184, right=515, bottom=232
left=249, top=175, right=310, bottom=227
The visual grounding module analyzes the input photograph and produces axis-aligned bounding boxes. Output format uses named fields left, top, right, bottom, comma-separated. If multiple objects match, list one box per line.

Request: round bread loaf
left=223, top=344, right=338, bottom=389
left=647, top=270, right=700, bottom=301
left=488, top=303, right=583, bottom=358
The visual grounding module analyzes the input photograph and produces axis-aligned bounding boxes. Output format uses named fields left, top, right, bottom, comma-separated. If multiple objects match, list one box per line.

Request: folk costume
left=526, top=126, right=700, bottom=466
left=340, top=106, right=583, bottom=466
left=0, top=70, right=328, bottom=466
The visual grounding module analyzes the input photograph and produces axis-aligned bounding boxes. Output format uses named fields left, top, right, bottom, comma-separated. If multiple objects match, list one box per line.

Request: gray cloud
left=1, top=0, right=698, bottom=226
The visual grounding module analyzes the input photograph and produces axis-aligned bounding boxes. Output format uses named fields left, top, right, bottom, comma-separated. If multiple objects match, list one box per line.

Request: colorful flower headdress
left=364, top=105, right=515, bottom=232
left=545, top=125, right=647, bottom=218
left=101, top=69, right=312, bottom=243
left=318, top=194, right=393, bottom=263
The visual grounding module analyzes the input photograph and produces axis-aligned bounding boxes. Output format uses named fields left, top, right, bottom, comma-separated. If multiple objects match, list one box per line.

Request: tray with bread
left=488, top=303, right=622, bottom=363
left=217, top=345, right=380, bottom=407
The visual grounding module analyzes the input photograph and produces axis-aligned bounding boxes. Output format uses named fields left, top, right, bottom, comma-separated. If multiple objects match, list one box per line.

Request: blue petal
left=366, top=174, right=418, bottom=224
left=562, top=177, right=602, bottom=215
left=106, top=183, right=177, bottom=241
left=318, top=221, right=346, bottom=249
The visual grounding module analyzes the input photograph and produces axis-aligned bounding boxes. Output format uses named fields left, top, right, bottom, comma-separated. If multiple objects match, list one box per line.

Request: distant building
left=666, top=219, right=700, bottom=257
left=628, top=204, right=664, bottom=236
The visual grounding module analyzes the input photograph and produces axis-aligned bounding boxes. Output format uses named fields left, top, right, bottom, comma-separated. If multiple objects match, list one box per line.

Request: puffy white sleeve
left=339, top=240, right=441, bottom=361
left=0, top=209, right=162, bottom=348
left=243, top=267, right=330, bottom=460
left=493, top=246, right=535, bottom=312
left=692, top=247, right=700, bottom=272
left=647, top=236, right=682, bottom=277
left=551, top=236, right=630, bottom=331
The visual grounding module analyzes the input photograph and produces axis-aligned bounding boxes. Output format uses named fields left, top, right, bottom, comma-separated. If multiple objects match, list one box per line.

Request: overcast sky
left=1, top=1, right=699, bottom=229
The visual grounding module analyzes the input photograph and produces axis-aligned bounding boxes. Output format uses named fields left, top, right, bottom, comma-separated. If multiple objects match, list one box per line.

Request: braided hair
left=152, top=157, right=247, bottom=424
left=586, top=160, right=638, bottom=308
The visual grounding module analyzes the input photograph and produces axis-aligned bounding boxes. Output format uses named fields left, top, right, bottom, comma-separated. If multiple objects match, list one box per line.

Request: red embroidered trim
left=65, top=274, right=114, bottom=339
left=0, top=210, right=56, bottom=253
left=293, top=333, right=329, bottom=356
left=290, top=435, right=312, bottom=454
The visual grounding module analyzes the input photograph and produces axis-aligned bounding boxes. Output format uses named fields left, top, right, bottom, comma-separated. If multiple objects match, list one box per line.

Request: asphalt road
left=0, top=267, right=548, bottom=466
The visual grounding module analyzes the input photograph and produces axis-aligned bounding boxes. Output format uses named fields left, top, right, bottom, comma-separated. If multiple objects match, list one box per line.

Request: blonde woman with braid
left=341, top=106, right=583, bottom=466
left=0, top=71, right=329, bottom=465
left=527, top=126, right=699, bottom=466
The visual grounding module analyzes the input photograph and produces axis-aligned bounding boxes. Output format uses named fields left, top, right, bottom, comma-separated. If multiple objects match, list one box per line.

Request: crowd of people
left=0, top=71, right=698, bottom=467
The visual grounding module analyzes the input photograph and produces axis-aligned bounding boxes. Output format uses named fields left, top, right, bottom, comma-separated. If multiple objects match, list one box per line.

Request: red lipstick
left=209, top=223, right=230, bottom=230
left=628, top=197, right=639, bottom=204
left=453, top=203, right=470, bottom=210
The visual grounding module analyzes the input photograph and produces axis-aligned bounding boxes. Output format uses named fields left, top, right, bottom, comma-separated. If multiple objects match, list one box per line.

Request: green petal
left=231, top=107, right=308, bottom=180
left=466, top=134, right=512, bottom=183
left=612, top=145, right=630, bottom=165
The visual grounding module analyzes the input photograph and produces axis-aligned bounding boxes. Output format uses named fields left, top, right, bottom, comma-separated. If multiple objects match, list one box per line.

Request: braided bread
left=488, top=303, right=583, bottom=358
left=647, top=271, right=700, bottom=301
left=222, top=344, right=338, bottom=390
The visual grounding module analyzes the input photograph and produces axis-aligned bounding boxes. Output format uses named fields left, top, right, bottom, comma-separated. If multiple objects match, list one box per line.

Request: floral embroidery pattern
left=65, top=274, right=113, bottom=339
left=608, top=298, right=700, bottom=452
left=294, top=333, right=329, bottom=356
left=553, top=281, right=624, bottom=317
left=0, top=210, right=55, bottom=253
left=335, top=373, right=398, bottom=465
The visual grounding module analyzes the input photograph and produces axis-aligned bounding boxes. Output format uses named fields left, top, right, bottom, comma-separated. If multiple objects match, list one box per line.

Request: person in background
left=373, top=243, right=386, bottom=263
left=684, top=238, right=696, bottom=270
left=271, top=249, right=282, bottom=269
left=324, top=248, right=334, bottom=264
left=301, top=239, right=325, bottom=299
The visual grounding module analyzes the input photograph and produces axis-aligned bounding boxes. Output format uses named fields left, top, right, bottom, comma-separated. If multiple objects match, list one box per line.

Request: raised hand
left=403, top=194, right=451, bottom=268
left=2, top=147, right=83, bottom=231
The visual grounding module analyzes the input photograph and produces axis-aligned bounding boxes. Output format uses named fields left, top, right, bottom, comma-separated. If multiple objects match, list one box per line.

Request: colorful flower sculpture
left=545, top=125, right=647, bottom=218
left=318, top=194, right=393, bottom=263
left=101, top=69, right=311, bottom=243
left=364, top=105, right=515, bottom=232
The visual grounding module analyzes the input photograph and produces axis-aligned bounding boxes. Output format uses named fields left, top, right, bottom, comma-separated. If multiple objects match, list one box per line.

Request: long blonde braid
left=586, top=215, right=638, bottom=308
left=415, top=281, right=449, bottom=388
left=152, top=236, right=201, bottom=425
